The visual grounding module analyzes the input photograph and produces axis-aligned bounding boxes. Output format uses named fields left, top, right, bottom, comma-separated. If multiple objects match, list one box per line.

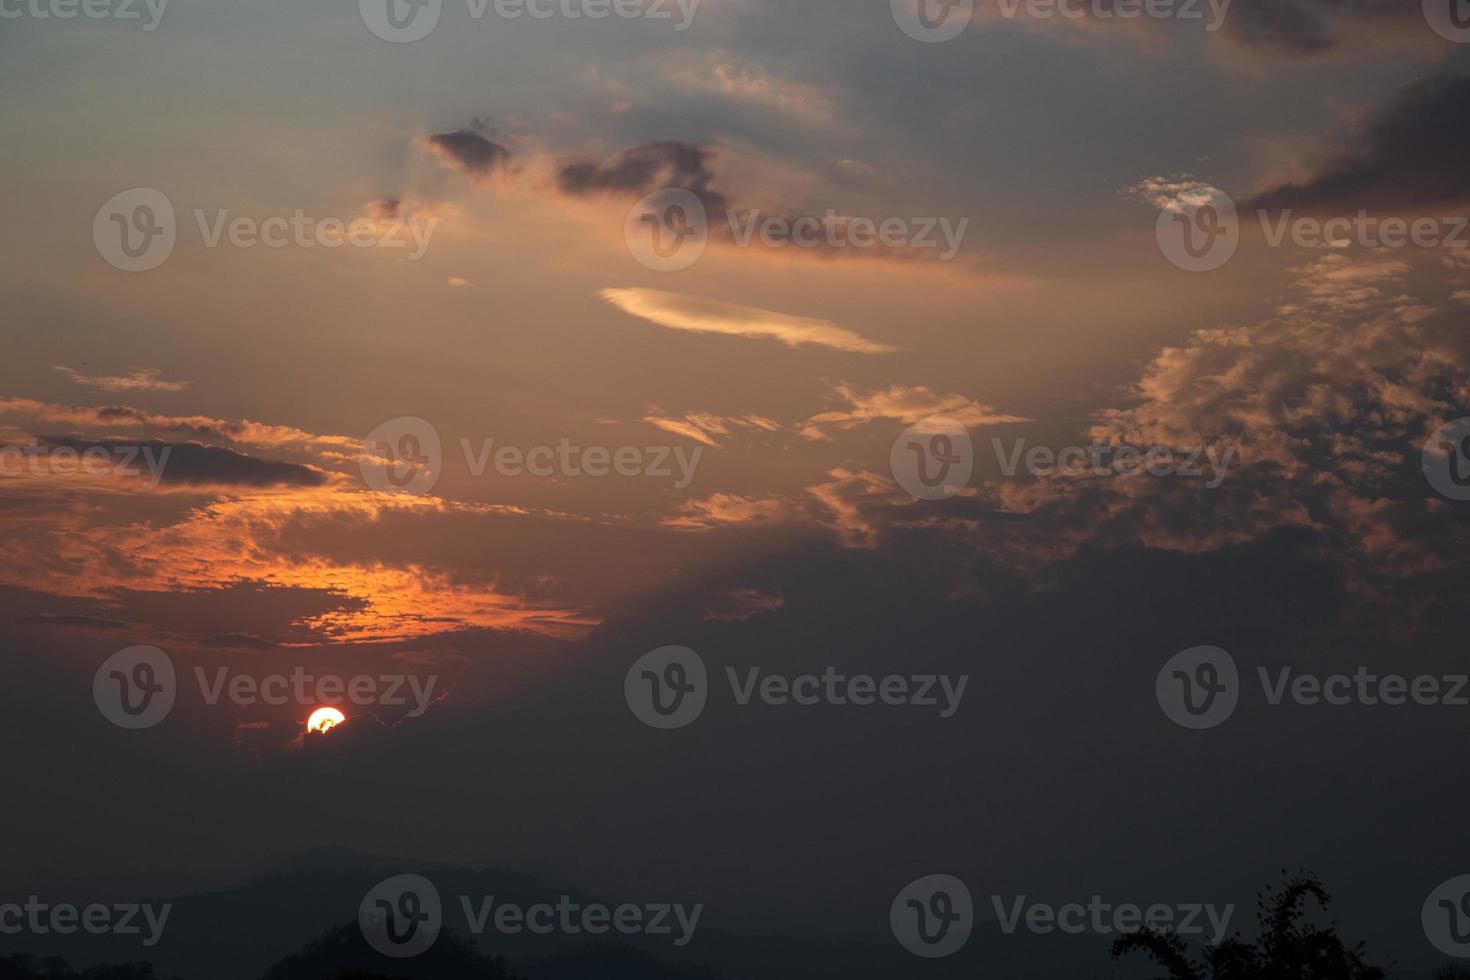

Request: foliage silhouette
left=1112, top=872, right=1387, bottom=980
left=259, top=924, right=518, bottom=980
left=0, top=956, right=174, bottom=980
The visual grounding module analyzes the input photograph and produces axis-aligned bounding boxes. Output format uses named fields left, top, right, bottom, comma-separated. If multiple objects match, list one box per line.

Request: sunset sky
left=4, top=0, right=1470, bottom=975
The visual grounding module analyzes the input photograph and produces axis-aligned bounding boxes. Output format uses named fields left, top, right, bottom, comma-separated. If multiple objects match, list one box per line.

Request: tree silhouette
left=260, top=924, right=519, bottom=980
left=0, top=956, right=173, bottom=980
left=1112, top=873, right=1387, bottom=980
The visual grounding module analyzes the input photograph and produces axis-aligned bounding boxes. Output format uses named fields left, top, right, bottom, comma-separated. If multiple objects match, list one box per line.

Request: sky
left=3, top=0, right=1470, bottom=975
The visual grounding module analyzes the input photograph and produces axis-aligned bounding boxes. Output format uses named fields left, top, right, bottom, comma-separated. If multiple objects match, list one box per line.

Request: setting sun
left=306, top=706, right=346, bottom=734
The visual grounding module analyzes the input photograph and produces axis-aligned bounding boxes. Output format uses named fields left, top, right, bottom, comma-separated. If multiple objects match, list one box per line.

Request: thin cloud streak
left=599, top=288, right=894, bottom=354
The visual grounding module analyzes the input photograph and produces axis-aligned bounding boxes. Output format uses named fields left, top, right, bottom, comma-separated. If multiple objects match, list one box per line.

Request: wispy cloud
left=600, top=288, right=893, bottom=354
left=663, top=492, right=791, bottom=530
left=799, top=383, right=1028, bottom=440
left=53, top=366, right=191, bottom=393
left=643, top=411, right=780, bottom=447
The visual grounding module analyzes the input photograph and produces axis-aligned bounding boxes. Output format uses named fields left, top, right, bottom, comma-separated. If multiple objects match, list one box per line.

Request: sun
left=306, top=706, right=346, bottom=734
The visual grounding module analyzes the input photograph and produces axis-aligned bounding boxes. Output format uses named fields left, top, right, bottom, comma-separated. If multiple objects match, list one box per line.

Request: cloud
left=642, top=411, right=780, bottom=447
left=701, top=587, right=786, bottom=622
left=1246, top=75, right=1470, bottom=213
left=1217, top=0, right=1433, bottom=59
left=659, top=52, right=838, bottom=128
left=421, top=129, right=513, bottom=180
left=961, top=250, right=1470, bottom=591
left=557, top=140, right=729, bottom=211
left=52, top=366, right=190, bottom=393
left=600, top=288, right=893, bottom=354
left=0, top=397, right=359, bottom=457
left=38, top=438, right=328, bottom=488
left=663, top=492, right=792, bottom=530
left=1127, top=176, right=1231, bottom=213
left=0, top=483, right=600, bottom=645
left=804, top=468, right=895, bottom=549
left=447, top=276, right=476, bottom=288
left=799, top=383, right=1028, bottom=440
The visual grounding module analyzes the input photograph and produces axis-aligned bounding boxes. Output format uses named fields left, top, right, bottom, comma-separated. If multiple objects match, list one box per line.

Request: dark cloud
left=23, top=612, right=129, bottom=630
left=40, top=437, right=327, bottom=488
left=423, top=129, right=513, bottom=179
left=1246, top=75, right=1470, bottom=213
left=1220, top=0, right=1429, bottom=57
left=556, top=140, right=730, bottom=211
